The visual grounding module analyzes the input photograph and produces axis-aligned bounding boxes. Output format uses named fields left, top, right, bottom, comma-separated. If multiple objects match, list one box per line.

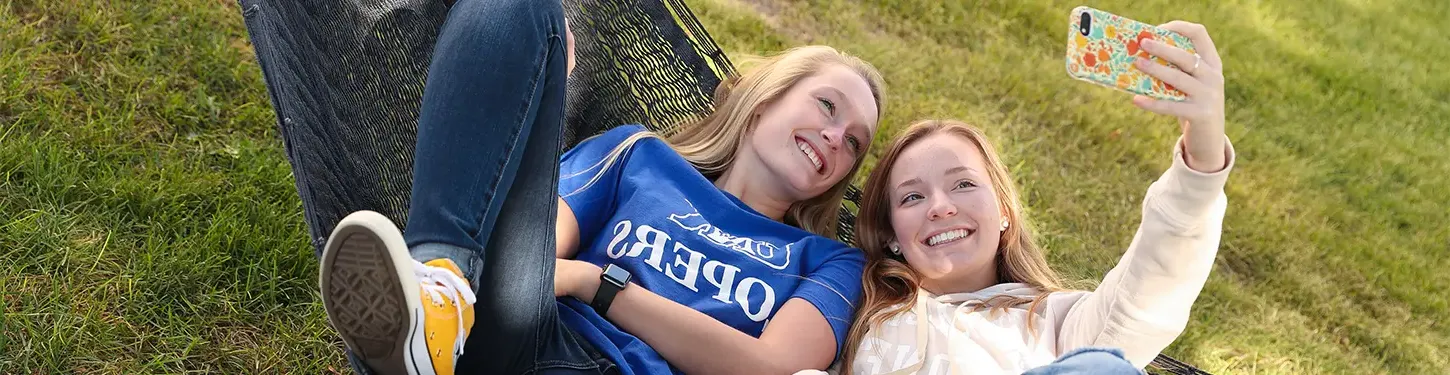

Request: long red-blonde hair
left=840, top=120, right=1068, bottom=373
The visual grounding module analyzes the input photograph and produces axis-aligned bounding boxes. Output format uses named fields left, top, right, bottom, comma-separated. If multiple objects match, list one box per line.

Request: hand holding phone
left=1065, top=7, right=1196, bottom=101
left=1066, top=7, right=1229, bottom=172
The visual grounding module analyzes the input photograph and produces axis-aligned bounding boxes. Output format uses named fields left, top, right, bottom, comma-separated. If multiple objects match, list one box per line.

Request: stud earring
left=1000, top=220, right=1010, bottom=232
left=888, top=242, right=901, bottom=255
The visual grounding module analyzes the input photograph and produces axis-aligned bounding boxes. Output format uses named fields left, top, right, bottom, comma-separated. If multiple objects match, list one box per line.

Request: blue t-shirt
left=555, top=125, right=866, bottom=374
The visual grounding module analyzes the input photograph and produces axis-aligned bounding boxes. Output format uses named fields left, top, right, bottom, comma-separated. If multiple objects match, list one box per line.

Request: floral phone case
left=1065, top=6, right=1196, bottom=101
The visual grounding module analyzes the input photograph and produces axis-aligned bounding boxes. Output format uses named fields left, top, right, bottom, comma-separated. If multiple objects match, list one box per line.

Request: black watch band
left=592, top=264, right=630, bottom=316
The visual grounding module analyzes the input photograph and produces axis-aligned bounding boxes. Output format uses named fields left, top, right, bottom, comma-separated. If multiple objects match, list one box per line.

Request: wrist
left=568, top=260, right=603, bottom=303
left=1181, top=133, right=1227, bottom=173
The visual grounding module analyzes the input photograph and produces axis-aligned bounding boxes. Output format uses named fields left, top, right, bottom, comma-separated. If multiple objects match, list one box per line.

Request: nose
left=927, top=197, right=958, bottom=221
left=820, top=127, right=845, bottom=151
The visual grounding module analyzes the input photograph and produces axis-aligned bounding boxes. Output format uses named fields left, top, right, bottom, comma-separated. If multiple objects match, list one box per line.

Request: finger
left=565, top=17, right=575, bottom=47
left=1132, top=95, right=1199, bottom=118
left=564, top=18, right=577, bottom=73
left=1134, top=57, right=1208, bottom=97
left=1159, top=21, right=1221, bottom=68
left=1140, top=39, right=1200, bottom=75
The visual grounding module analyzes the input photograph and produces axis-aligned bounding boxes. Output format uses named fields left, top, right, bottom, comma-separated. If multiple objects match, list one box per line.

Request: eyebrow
left=894, top=178, right=922, bottom=191
left=817, top=87, right=851, bottom=107
left=893, top=166, right=977, bottom=191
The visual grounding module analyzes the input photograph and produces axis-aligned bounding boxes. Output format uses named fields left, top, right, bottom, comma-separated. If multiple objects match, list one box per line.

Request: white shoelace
left=414, top=260, right=477, bottom=356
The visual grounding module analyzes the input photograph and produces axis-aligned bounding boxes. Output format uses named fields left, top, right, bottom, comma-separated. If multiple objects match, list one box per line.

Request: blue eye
left=817, top=97, right=836, bottom=115
left=955, top=180, right=977, bottom=189
left=847, top=135, right=862, bottom=153
left=899, top=192, right=923, bottom=205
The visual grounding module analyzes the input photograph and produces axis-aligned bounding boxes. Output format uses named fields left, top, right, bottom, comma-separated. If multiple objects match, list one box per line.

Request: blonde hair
left=841, top=120, right=1067, bottom=372
left=571, top=46, right=885, bottom=238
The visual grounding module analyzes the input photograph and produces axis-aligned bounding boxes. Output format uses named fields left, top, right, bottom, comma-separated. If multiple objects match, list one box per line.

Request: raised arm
left=1054, top=21, right=1235, bottom=367
left=1054, top=136, right=1233, bottom=366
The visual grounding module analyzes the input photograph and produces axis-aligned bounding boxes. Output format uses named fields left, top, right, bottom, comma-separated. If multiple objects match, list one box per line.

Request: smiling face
left=886, top=133, right=1005, bottom=293
left=743, top=64, right=880, bottom=201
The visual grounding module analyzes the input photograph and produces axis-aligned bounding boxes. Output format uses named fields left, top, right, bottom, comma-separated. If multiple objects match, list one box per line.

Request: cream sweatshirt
left=843, top=138, right=1235, bottom=375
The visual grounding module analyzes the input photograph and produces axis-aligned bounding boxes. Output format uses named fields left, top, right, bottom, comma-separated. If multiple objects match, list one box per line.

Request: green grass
left=2, top=0, right=1446, bottom=373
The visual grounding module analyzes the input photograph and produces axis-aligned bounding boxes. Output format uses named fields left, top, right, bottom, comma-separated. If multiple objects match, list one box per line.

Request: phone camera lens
left=1080, top=12, right=1092, bottom=36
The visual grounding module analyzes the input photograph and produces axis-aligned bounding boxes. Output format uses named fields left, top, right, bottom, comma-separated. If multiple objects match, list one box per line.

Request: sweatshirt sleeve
left=1053, top=136, right=1236, bottom=368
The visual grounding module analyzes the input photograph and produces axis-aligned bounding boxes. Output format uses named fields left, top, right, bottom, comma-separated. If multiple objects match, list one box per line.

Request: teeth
left=927, top=229, right=971, bottom=246
left=798, top=140, right=823, bottom=171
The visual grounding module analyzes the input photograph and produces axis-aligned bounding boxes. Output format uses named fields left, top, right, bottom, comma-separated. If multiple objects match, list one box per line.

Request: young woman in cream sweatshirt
left=839, top=21, right=1232, bottom=374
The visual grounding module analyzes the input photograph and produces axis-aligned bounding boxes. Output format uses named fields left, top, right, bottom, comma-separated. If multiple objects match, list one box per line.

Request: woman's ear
left=750, top=98, right=772, bottom=118
left=739, top=111, right=759, bottom=136
left=746, top=102, right=772, bottom=133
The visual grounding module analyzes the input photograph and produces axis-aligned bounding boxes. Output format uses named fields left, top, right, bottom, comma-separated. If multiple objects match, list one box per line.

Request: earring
left=888, top=242, right=901, bottom=255
left=1000, top=220, right=1010, bottom=232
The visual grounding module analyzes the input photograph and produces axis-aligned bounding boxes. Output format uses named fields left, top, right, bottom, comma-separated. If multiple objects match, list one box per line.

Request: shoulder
left=1036, top=289, right=1092, bottom=318
left=568, top=124, right=650, bottom=155
left=564, top=124, right=683, bottom=171
left=799, top=235, right=864, bottom=264
left=1046, top=289, right=1091, bottom=300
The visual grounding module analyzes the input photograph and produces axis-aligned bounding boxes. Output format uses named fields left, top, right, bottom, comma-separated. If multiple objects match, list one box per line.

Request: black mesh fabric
left=239, top=0, right=445, bottom=253
left=1149, top=354, right=1215, bottom=375
left=561, top=0, right=731, bottom=145
left=237, top=0, right=1198, bottom=372
left=238, top=0, right=752, bottom=251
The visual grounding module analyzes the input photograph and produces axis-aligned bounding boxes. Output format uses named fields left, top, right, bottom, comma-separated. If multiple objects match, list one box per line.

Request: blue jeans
left=348, top=0, right=616, bottom=373
left=1022, top=347, right=1143, bottom=375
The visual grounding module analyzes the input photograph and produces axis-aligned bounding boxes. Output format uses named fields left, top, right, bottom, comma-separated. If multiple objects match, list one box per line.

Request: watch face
left=603, top=264, right=631, bottom=285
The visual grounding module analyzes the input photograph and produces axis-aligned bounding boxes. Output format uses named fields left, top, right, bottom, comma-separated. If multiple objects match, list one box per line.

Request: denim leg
left=395, top=0, right=578, bottom=373
left=402, top=0, right=566, bottom=285
left=1021, top=347, right=1144, bottom=375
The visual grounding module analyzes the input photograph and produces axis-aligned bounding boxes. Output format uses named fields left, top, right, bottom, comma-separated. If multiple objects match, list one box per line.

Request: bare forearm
left=605, top=285, right=791, bottom=375
left=558, top=259, right=832, bottom=374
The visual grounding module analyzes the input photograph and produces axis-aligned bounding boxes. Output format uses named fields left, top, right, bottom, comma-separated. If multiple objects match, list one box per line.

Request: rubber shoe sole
left=319, top=211, right=434, bottom=375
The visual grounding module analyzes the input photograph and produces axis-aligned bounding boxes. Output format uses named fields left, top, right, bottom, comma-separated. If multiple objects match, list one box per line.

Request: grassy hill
left=2, top=0, right=1446, bottom=373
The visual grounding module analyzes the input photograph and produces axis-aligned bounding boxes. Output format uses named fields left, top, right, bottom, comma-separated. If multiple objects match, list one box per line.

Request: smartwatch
left=592, top=264, right=631, bottom=316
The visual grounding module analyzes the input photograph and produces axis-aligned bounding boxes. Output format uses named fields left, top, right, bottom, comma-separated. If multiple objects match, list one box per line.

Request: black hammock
left=235, top=0, right=1208, bottom=373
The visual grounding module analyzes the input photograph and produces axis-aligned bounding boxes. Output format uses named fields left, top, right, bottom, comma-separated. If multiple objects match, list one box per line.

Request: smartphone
left=1065, top=6, right=1196, bottom=101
